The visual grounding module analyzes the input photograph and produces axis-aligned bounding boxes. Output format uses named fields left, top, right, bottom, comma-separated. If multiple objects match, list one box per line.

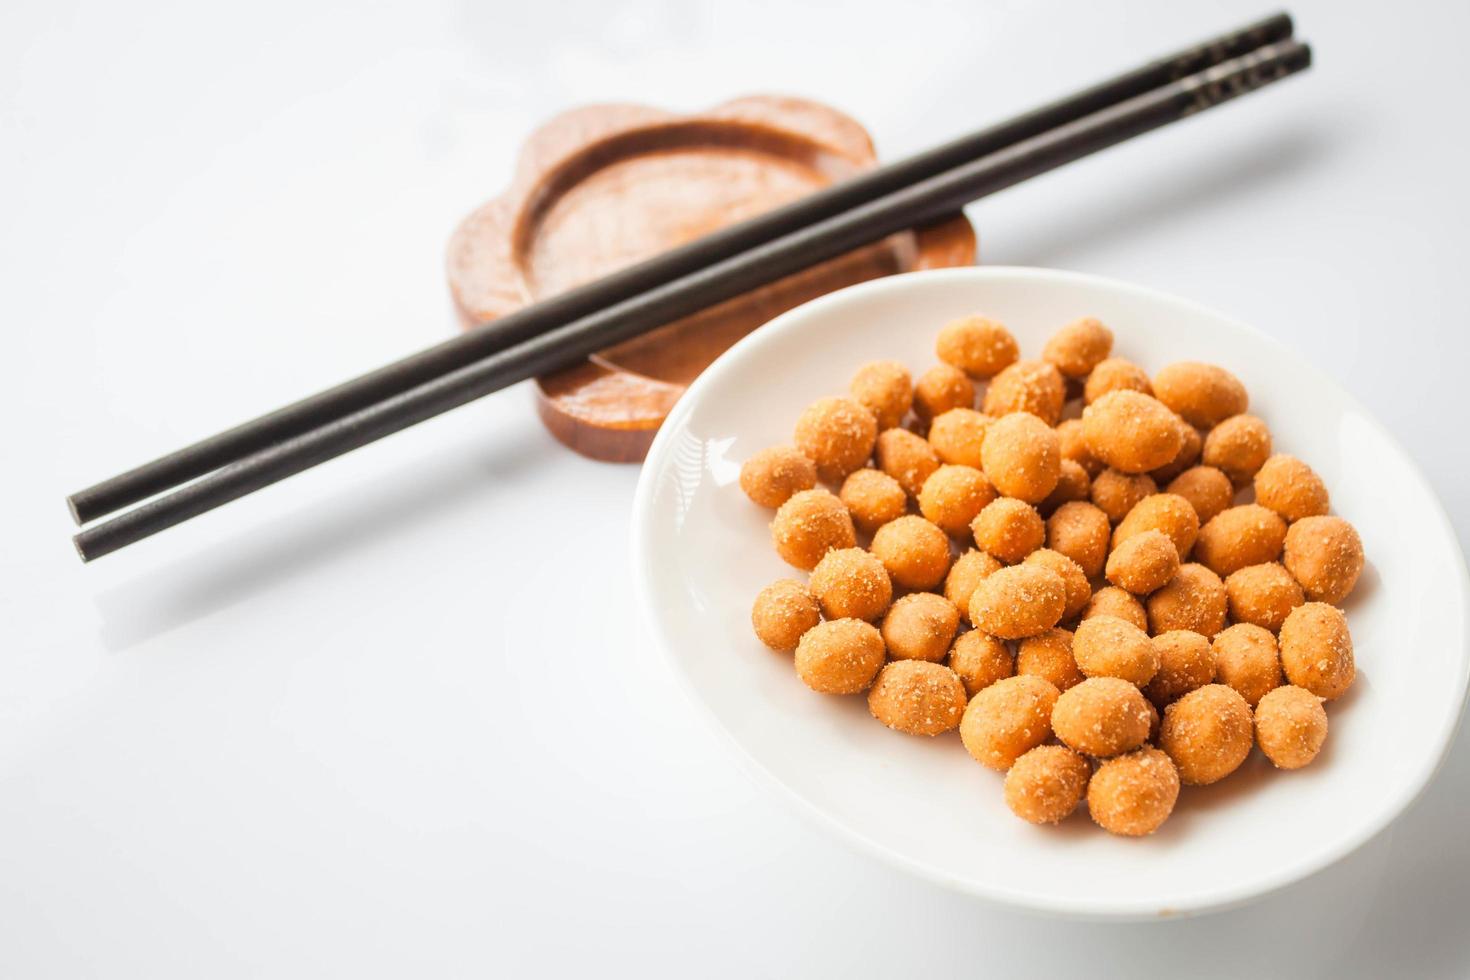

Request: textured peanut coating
left=1106, top=528, right=1180, bottom=594
left=1166, top=465, right=1234, bottom=525
left=1017, top=627, right=1084, bottom=692
left=1053, top=677, right=1152, bottom=757
left=771, top=489, right=856, bottom=570
left=1146, top=563, right=1228, bottom=636
left=875, top=428, right=941, bottom=497
left=1195, top=504, right=1287, bottom=577
left=1149, top=420, right=1203, bottom=484
left=1112, top=493, right=1200, bottom=560
left=1255, top=686, right=1328, bottom=769
left=1254, top=454, right=1330, bottom=522
left=1212, top=623, right=1283, bottom=707
left=1082, top=390, right=1184, bottom=474
left=881, top=592, right=961, bottom=663
left=1046, top=501, right=1111, bottom=579
left=947, top=630, right=1015, bottom=696
left=960, top=675, right=1061, bottom=770
left=1144, top=630, right=1215, bottom=706
left=1073, top=615, right=1158, bottom=686
left=981, top=411, right=1061, bottom=503
left=870, top=515, right=952, bottom=590
left=944, top=549, right=1003, bottom=622
left=1144, top=699, right=1161, bottom=743
left=913, top=364, right=976, bottom=424
left=1005, top=745, right=1091, bottom=824
left=1278, top=602, right=1355, bottom=700
left=969, top=564, right=1067, bottom=640
left=867, top=661, right=968, bottom=736
left=1084, top=357, right=1153, bottom=405
left=747, top=327, right=1366, bottom=833
left=936, top=316, right=1019, bottom=379
left=740, top=446, right=817, bottom=508
left=809, top=547, right=893, bottom=622
left=1041, top=459, right=1092, bottom=515
left=1283, top=516, right=1364, bottom=604
left=1202, top=414, right=1272, bottom=486
left=1088, top=748, right=1180, bottom=837
left=971, top=497, right=1045, bottom=564
left=1153, top=362, right=1248, bottom=428
left=1090, top=469, right=1157, bottom=524
left=1159, top=684, right=1253, bottom=785
left=849, top=360, right=913, bottom=431
left=839, top=468, right=907, bottom=536
left=1225, top=562, right=1304, bottom=632
left=1023, top=548, right=1091, bottom=620
left=918, top=464, right=997, bottom=537
left=794, top=619, right=886, bottom=694
left=1056, top=418, right=1103, bottom=476
left=1043, top=317, right=1114, bottom=378
left=1081, top=587, right=1149, bottom=632
left=794, top=396, right=878, bottom=482
left=983, top=359, right=1066, bottom=425
left=751, top=579, right=822, bottom=652
left=927, top=408, right=992, bottom=468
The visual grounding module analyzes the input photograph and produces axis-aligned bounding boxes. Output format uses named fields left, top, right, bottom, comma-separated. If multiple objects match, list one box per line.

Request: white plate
left=630, top=267, right=1470, bottom=919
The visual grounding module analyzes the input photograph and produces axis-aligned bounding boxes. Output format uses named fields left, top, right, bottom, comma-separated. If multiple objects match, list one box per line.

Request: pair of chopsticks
left=68, top=13, right=1309, bottom=561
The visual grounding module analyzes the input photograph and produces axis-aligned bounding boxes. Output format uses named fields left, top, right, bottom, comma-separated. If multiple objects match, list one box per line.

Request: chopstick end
left=71, top=531, right=94, bottom=564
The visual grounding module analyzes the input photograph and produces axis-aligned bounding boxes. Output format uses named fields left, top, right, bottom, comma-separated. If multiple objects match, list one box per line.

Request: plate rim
left=629, top=265, right=1470, bottom=919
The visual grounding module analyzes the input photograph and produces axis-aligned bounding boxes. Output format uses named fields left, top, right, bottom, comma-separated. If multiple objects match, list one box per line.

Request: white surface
left=2, top=0, right=1469, bottom=974
left=632, top=267, right=1470, bottom=918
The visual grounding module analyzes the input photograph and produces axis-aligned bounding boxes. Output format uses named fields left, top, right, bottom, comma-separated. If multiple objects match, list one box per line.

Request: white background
left=3, top=0, right=1468, bottom=976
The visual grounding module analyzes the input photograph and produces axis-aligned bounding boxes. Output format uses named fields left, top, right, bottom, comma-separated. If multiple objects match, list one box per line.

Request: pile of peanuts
left=741, top=315, right=1364, bottom=837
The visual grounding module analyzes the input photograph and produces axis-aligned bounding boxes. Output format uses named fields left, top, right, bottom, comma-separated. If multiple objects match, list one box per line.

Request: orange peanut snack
left=1006, top=745, right=1092, bottom=824
left=983, top=359, right=1066, bottom=425
left=771, top=489, right=856, bottom=571
left=740, top=445, right=817, bottom=508
left=743, top=315, right=1366, bottom=841
left=868, top=661, right=968, bottom=735
left=794, top=396, right=877, bottom=482
left=927, top=408, right=992, bottom=468
left=871, top=515, right=952, bottom=590
left=839, top=468, right=907, bottom=536
left=1159, top=685, right=1254, bottom=785
left=1082, top=390, right=1184, bottom=474
left=794, top=619, right=886, bottom=694
left=1283, top=516, right=1365, bottom=604
left=1152, top=362, right=1247, bottom=428
left=1088, top=748, right=1180, bottom=836
left=751, top=579, right=822, bottom=652
left=981, top=411, right=1061, bottom=503
left=809, top=547, right=892, bottom=622
left=850, top=360, right=913, bottom=431
left=936, top=316, right=1019, bottom=379
left=914, top=364, right=976, bottom=424
left=960, top=675, right=1061, bottom=770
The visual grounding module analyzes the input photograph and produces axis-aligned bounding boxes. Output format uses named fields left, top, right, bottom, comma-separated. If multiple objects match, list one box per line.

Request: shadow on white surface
left=1130, top=724, right=1470, bottom=976
left=89, top=422, right=556, bottom=651
left=766, top=721, right=1470, bottom=978
left=989, top=121, right=1349, bottom=269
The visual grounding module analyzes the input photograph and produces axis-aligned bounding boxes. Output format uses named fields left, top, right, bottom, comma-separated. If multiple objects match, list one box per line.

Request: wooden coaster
left=446, top=96, right=977, bottom=462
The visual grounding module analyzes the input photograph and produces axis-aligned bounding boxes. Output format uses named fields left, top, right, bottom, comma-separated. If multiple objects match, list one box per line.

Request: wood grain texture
left=447, top=95, right=977, bottom=462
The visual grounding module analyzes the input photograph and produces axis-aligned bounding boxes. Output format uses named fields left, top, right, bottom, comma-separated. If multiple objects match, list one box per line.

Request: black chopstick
left=65, top=12, right=1294, bottom=526
left=72, top=39, right=1311, bottom=561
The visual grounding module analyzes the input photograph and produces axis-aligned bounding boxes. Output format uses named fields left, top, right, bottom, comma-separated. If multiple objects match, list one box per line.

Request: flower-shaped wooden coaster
left=446, top=95, right=977, bottom=462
